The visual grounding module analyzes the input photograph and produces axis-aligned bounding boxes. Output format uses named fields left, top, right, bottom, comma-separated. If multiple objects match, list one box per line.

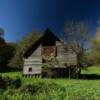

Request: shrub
left=0, top=76, right=21, bottom=89
left=0, top=76, right=6, bottom=89
left=10, top=76, right=21, bottom=89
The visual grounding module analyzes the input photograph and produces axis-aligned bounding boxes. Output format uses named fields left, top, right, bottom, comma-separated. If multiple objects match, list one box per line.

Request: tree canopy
left=0, top=28, right=16, bottom=72
left=86, top=27, right=100, bottom=65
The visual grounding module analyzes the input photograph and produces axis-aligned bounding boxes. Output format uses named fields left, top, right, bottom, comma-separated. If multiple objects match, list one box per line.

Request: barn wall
left=56, top=41, right=77, bottom=66
left=66, top=49, right=77, bottom=66
left=23, top=41, right=77, bottom=75
left=56, top=42, right=67, bottom=64
left=23, top=45, right=42, bottom=75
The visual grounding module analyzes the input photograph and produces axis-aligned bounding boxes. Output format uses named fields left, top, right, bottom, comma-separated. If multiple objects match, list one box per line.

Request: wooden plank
left=23, top=65, right=42, bottom=75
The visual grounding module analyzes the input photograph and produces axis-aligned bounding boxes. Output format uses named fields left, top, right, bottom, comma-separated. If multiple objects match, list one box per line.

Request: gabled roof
left=41, top=28, right=60, bottom=42
left=24, top=28, right=60, bottom=58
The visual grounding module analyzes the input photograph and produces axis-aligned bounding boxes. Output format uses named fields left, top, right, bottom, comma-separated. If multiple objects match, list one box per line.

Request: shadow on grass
left=79, top=74, right=100, bottom=80
left=0, top=67, right=22, bottom=73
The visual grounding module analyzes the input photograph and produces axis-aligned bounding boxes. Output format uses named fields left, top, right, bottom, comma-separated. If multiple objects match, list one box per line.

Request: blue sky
left=0, top=0, right=100, bottom=42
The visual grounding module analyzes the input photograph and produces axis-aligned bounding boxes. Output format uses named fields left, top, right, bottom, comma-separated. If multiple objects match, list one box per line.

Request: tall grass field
left=0, top=66, right=100, bottom=100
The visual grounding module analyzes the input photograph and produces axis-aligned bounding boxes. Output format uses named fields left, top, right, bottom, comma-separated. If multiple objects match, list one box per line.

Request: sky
left=0, top=0, right=100, bottom=42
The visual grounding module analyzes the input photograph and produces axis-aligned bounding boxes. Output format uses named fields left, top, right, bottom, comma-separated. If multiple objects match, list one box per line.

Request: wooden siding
left=56, top=41, right=77, bottom=66
left=23, top=46, right=42, bottom=75
left=66, top=52, right=77, bottom=65
left=23, top=41, right=77, bottom=75
left=56, top=42, right=66, bottom=63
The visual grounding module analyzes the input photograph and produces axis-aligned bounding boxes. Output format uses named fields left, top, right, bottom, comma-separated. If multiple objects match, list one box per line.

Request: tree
left=0, top=27, right=5, bottom=45
left=8, top=31, right=40, bottom=69
left=0, top=27, right=4, bottom=37
left=0, top=28, right=16, bottom=72
left=63, top=20, right=91, bottom=67
left=86, top=27, right=100, bottom=65
left=0, top=43, right=16, bottom=70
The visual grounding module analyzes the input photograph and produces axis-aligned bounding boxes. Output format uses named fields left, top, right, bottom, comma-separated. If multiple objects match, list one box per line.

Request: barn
left=23, top=28, right=79, bottom=78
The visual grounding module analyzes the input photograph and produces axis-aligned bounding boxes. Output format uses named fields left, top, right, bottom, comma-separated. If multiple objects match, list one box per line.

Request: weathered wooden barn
left=23, top=28, right=78, bottom=78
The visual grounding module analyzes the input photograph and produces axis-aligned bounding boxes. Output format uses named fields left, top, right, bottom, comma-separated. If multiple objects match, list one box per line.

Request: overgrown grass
left=0, top=71, right=22, bottom=78
left=1, top=66, right=100, bottom=100
left=1, top=79, right=100, bottom=100
left=82, top=65, right=100, bottom=75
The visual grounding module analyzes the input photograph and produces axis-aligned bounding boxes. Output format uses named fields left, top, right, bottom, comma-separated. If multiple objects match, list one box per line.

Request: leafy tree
left=86, top=27, right=100, bottom=65
left=0, top=28, right=16, bottom=71
left=0, top=43, right=16, bottom=71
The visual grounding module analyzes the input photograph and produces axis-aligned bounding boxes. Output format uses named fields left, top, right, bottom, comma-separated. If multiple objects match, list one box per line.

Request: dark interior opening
left=41, top=38, right=56, bottom=46
left=29, top=67, right=32, bottom=72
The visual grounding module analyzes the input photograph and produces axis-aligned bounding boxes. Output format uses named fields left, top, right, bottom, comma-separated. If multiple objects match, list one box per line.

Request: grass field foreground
left=0, top=66, right=100, bottom=100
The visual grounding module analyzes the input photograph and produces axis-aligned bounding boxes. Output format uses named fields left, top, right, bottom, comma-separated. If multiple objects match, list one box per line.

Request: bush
left=10, top=76, right=21, bottom=89
left=0, top=76, right=6, bottom=89
left=0, top=76, right=21, bottom=90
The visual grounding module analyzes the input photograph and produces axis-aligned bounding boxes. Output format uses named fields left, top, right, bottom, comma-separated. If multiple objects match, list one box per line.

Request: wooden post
left=69, top=66, right=71, bottom=79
